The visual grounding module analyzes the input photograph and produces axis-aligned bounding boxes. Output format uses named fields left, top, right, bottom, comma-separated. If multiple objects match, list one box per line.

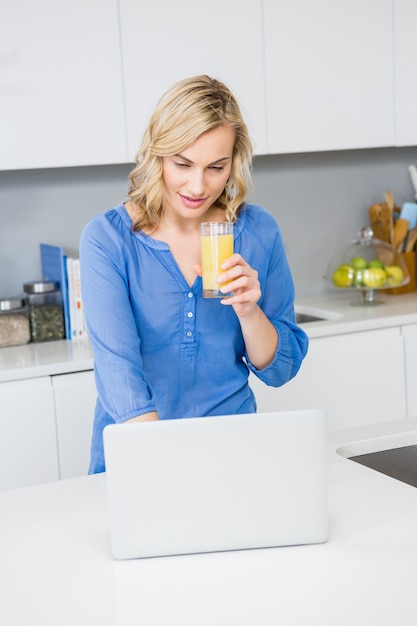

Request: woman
left=80, top=75, right=308, bottom=473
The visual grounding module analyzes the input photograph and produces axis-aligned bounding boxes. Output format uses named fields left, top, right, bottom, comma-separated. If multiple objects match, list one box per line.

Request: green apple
left=351, top=256, right=368, bottom=270
left=353, top=268, right=365, bottom=288
left=368, top=259, right=385, bottom=270
left=385, top=265, right=404, bottom=286
left=363, top=267, right=387, bottom=288
left=332, top=265, right=354, bottom=288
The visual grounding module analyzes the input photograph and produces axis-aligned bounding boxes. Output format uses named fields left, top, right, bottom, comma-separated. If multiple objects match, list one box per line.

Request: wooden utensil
left=405, top=226, right=417, bottom=252
left=384, top=190, right=395, bottom=242
left=380, top=203, right=394, bottom=244
left=385, top=189, right=395, bottom=212
left=369, top=204, right=389, bottom=242
left=393, top=217, right=409, bottom=251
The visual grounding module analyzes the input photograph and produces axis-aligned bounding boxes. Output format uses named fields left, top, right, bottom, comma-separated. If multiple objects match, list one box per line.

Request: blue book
left=40, top=243, right=76, bottom=340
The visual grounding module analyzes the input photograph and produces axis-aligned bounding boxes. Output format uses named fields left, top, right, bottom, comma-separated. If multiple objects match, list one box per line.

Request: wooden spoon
left=380, top=203, right=394, bottom=244
left=384, top=190, right=395, bottom=242
left=369, top=204, right=388, bottom=242
left=393, top=217, right=409, bottom=251
left=384, top=190, right=395, bottom=212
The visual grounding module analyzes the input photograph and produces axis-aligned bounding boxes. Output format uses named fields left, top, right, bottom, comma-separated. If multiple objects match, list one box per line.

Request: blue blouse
left=80, top=203, right=308, bottom=473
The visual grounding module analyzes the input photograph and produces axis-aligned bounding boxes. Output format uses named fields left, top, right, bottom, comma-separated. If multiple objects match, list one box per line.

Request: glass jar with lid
left=0, top=297, right=31, bottom=347
left=23, top=281, right=65, bottom=342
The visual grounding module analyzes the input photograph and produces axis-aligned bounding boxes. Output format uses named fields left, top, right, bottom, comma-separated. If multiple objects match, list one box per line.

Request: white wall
left=1, top=146, right=416, bottom=300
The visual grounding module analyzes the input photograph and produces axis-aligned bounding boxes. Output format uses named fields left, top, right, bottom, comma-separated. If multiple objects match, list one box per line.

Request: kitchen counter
left=295, top=290, right=417, bottom=338
left=0, top=337, right=93, bottom=382
left=0, top=292, right=416, bottom=383
left=1, top=419, right=417, bottom=626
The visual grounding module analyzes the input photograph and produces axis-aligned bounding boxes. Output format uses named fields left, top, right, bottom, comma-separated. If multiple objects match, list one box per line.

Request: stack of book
left=40, top=243, right=88, bottom=340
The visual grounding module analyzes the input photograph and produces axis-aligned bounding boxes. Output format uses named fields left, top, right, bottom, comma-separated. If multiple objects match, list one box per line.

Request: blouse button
left=186, top=331, right=193, bottom=337
left=187, top=312, right=193, bottom=318
left=188, top=292, right=193, bottom=298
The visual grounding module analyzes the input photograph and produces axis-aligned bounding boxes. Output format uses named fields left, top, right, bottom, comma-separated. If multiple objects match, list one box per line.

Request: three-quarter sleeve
left=80, top=215, right=156, bottom=422
left=241, top=209, right=309, bottom=387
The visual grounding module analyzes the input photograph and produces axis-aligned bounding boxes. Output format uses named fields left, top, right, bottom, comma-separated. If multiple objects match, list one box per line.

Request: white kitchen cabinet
left=263, top=0, right=394, bottom=153
left=0, top=368, right=97, bottom=490
left=0, top=0, right=127, bottom=170
left=119, top=0, right=267, bottom=158
left=52, top=370, right=97, bottom=479
left=0, top=377, right=59, bottom=490
left=250, top=326, right=407, bottom=431
left=401, top=324, right=417, bottom=418
left=394, top=0, right=417, bottom=146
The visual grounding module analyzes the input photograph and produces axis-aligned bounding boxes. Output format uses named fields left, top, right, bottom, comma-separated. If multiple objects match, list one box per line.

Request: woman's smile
left=179, top=194, right=208, bottom=209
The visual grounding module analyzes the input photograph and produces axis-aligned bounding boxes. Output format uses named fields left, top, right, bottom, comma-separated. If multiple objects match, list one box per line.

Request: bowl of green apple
left=324, top=227, right=410, bottom=305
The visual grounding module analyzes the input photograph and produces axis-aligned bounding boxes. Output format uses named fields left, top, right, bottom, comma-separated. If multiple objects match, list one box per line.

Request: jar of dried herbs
left=23, top=281, right=65, bottom=342
left=0, top=297, right=31, bottom=347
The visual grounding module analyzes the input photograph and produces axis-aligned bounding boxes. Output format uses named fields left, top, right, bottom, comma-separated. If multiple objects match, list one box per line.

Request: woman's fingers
left=217, top=254, right=261, bottom=308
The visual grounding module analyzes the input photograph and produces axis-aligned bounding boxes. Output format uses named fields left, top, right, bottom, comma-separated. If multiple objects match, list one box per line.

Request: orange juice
left=200, top=232, right=234, bottom=297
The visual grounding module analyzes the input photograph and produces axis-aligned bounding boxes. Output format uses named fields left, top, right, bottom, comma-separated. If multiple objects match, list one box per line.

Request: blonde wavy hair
left=128, top=75, right=253, bottom=231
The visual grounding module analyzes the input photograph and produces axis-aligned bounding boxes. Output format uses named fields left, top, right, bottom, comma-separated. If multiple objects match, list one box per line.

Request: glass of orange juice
left=200, top=222, right=234, bottom=298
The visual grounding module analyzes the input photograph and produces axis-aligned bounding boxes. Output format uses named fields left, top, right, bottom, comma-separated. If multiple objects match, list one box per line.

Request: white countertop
left=0, top=337, right=94, bottom=382
left=1, top=418, right=417, bottom=626
left=0, top=291, right=416, bottom=383
left=295, top=290, right=417, bottom=338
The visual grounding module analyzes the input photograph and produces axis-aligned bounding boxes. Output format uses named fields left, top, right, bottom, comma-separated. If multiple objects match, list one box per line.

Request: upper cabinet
left=1, top=0, right=416, bottom=170
left=394, top=0, right=417, bottom=146
left=0, top=0, right=128, bottom=170
left=263, top=0, right=394, bottom=154
left=118, top=0, right=267, bottom=158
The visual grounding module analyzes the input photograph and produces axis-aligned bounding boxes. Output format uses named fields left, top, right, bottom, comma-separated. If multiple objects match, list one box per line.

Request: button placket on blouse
left=183, top=291, right=196, bottom=341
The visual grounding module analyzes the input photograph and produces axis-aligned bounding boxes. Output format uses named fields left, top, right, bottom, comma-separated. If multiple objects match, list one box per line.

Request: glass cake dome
left=324, top=227, right=410, bottom=305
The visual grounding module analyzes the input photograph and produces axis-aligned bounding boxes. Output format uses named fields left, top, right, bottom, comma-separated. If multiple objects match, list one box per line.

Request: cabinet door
left=250, top=327, right=406, bottom=431
left=119, top=0, right=266, bottom=157
left=263, top=0, right=394, bottom=153
left=401, top=324, right=417, bottom=418
left=0, top=0, right=127, bottom=170
left=0, top=377, right=59, bottom=491
left=394, top=0, right=417, bottom=146
left=52, top=370, right=97, bottom=480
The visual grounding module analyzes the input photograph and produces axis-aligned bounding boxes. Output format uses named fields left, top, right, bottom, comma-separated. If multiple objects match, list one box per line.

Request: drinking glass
left=200, top=222, right=234, bottom=298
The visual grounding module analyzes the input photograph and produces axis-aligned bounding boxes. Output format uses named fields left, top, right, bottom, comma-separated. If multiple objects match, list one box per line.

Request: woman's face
left=162, top=125, right=235, bottom=223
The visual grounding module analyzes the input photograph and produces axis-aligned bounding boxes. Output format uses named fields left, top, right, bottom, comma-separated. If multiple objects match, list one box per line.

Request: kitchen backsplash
left=1, top=146, right=416, bottom=300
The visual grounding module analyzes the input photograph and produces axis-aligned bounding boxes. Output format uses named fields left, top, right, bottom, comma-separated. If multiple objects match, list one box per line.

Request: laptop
left=103, top=409, right=328, bottom=559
